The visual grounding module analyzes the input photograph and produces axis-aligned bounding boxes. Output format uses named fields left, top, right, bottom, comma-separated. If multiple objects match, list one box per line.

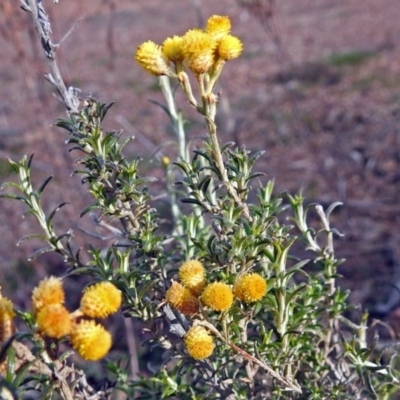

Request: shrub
left=0, top=2, right=399, bottom=399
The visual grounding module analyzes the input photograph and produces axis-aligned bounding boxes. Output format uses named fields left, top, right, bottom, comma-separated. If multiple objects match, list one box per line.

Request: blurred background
left=1, top=0, right=400, bottom=359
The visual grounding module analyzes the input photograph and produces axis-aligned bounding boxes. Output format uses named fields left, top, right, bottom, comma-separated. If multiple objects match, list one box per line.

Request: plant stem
left=201, top=94, right=252, bottom=221
left=274, top=245, right=292, bottom=380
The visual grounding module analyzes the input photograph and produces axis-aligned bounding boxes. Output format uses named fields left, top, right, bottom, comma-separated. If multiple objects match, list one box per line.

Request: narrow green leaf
left=28, top=246, right=55, bottom=260
left=326, top=201, right=343, bottom=219
left=148, top=99, right=171, bottom=119
left=220, top=141, right=235, bottom=153
left=180, top=198, right=201, bottom=206
left=80, top=204, right=101, bottom=218
left=17, top=233, right=48, bottom=246
left=37, top=176, right=53, bottom=195
left=0, top=182, right=21, bottom=190
left=46, top=202, right=69, bottom=225
left=0, top=193, right=28, bottom=203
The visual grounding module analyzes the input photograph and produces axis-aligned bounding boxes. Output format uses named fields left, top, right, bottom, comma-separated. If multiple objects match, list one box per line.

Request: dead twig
left=20, top=0, right=80, bottom=112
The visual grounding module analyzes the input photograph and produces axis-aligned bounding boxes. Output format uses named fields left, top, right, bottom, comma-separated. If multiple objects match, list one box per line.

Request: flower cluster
left=165, top=260, right=205, bottom=316
left=32, top=278, right=121, bottom=361
left=165, top=259, right=267, bottom=360
left=32, top=277, right=71, bottom=339
left=135, top=15, right=243, bottom=78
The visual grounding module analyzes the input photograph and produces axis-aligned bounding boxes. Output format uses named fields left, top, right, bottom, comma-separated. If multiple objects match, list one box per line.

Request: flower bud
left=218, top=35, right=243, bottom=60
left=70, top=320, right=112, bottom=361
left=233, top=273, right=267, bottom=303
left=184, top=325, right=214, bottom=360
left=135, top=41, right=172, bottom=76
left=182, top=29, right=217, bottom=75
left=80, top=281, right=122, bottom=319
left=36, top=304, right=71, bottom=339
left=163, top=35, right=185, bottom=64
left=0, top=296, right=15, bottom=344
left=205, top=15, right=231, bottom=41
left=201, top=282, right=233, bottom=312
left=166, top=281, right=199, bottom=316
left=32, top=277, right=65, bottom=315
left=179, top=260, right=206, bottom=295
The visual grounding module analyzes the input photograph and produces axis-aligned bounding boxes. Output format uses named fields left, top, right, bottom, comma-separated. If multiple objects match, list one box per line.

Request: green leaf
left=46, top=202, right=69, bottom=226
left=27, top=154, right=34, bottom=169
left=220, top=141, right=235, bottom=153
left=17, top=233, right=48, bottom=246
left=28, top=246, right=55, bottom=260
left=198, top=175, right=212, bottom=193
left=98, top=101, right=116, bottom=121
left=0, top=332, right=31, bottom=365
left=37, top=176, right=53, bottom=195
left=326, top=201, right=343, bottom=219
left=0, top=182, right=21, bottom=191
left=246, top=172, right=266, bottom=183
left=180, top=198, right=201, bottom=206
left=286, top=283, right=307, bottom=306
left=80, top=203, right=101, bottom=217
left=0, top=193, right=28, bottom=203
left=148, top=99, right=171, bottom=119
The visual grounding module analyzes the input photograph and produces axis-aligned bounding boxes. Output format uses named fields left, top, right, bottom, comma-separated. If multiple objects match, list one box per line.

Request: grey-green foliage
left=1, top=99, right=400, bottom=400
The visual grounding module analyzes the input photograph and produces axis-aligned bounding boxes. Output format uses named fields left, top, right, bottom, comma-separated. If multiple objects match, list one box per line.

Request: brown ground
left=1, top=1, right=400, bottom=329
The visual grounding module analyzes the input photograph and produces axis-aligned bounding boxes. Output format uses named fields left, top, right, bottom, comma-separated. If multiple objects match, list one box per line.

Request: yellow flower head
left=70, top=320, right=112, bottom=361
left=36, top=304, right=71, bottom=339
left=0, top=296, right=15, bottom=344
left=32, top=277, right=65, bottom=315
left=179, top=260, right=206, bottom=295
left=80, top=282, right=122, bottom=319
left=184, top=325, right=214, bottom=360
left=163, top=35, right=185, bottom=64
left=161, top=155, right=170, bottom=169
left=233, top=273, right=267, bottom=303
left=182, top=29, right=217, bottom=75
left=206, top=15, right=231, bottom=41
left=165, top=281, right=199, bottom=316
left=135, top=40, right=171, bottom=76
left=201, top=282, right=233, bottom=312
left=218, top=35, right=243, bottom=60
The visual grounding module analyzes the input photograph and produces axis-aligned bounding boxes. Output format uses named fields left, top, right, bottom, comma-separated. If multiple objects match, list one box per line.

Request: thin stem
left=203, top=108, right=252, bottom=221
left=274, top=245, right=292, bottom=380
left=159, top=76, right=187, bottom=161
left=198, top=320, right=302, bottom=393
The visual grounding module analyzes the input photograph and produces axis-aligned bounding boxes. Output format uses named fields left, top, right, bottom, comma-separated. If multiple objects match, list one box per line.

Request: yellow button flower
left=135, top=40, right=172, bottom=76
left=80, top=281, right=122, bottom=319
left=205, top=15, right=231, bottom=41
left=182, top=29, right=217, bottom=75
left=233, top=273, right=267, bottom=303
left=201, top=282, right=233, bottom=312
left=184, top=325, right=214, bottom=360
left=36, top=304, right=71, bottom=339
left=163, top=35, right=185, bottom=64
left=218, top=35, right=243, bottom=60
left=165, top=281, right=199, bottom=316
left=179, top=260, right=206, bottom=295
left=32, top=276, right=65, bottom=315
left=0, top=296, right=15, bottom=344
left=70, top=320, right=112, bottom=361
